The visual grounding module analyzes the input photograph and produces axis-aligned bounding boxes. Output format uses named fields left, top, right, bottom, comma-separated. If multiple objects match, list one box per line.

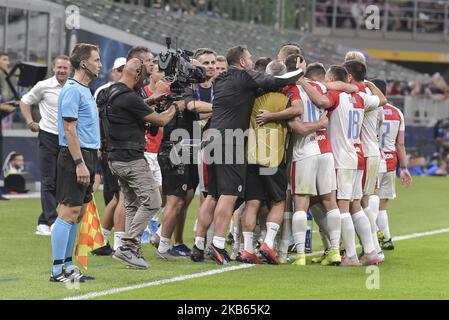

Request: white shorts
left=285, top=144, right=293, bottom=192
left=378, top=171, right=396, bottom=200
left=144, top=152, right=162, bottom=187
left=363, top=156, right=381, bottom=195
left=336, top=168, right=363, bottom=201
left=378, top=158, right=387, bottom=174
left=197, top=149, right=208, bottom=192
left=291, top=153, right=336, bottom=196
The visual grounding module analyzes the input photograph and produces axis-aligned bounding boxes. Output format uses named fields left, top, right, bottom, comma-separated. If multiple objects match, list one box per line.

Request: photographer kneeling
left=104, top=58, right=184, bottom=269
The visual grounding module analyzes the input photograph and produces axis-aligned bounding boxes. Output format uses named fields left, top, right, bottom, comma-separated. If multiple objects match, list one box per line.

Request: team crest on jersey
left=349, top=96, right=356, bottom=104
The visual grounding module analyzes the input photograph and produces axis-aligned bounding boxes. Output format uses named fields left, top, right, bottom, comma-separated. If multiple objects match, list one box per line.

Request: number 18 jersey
left=326, top=90, right=365, bottom=170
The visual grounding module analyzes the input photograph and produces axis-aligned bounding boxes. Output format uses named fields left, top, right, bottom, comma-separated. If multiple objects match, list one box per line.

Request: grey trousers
left=109, top=158, right=162, bottom=250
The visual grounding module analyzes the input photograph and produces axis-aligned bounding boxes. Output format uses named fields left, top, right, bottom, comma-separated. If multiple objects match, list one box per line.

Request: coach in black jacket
left=205, top=45, right=303, bottom=264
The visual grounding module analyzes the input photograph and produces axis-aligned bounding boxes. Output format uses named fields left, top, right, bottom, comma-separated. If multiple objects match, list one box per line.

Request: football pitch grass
left=1, top=176, right=448, bottom=300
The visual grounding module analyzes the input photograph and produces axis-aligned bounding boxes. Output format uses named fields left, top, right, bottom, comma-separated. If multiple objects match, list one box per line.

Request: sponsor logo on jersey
left=384, top=109, right=393, bottom=115
left=384, top=153, right=394, bottom=159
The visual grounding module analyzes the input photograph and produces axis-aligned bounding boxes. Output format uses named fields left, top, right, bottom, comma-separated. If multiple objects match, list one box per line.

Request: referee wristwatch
left=74, top=158, right=84, bottom=166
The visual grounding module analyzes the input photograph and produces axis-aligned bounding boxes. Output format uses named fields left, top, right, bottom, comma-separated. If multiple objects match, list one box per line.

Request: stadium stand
left=47, top=0, right=430, bottom=83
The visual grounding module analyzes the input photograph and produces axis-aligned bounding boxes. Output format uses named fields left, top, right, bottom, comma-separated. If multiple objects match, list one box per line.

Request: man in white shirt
left=20, top=55, right=71, bottom=236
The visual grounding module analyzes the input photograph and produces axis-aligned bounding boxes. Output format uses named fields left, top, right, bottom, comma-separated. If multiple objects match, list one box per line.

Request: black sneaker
left=65, top=267, right=95, bottom=281
left=207, top=244, right=231, bottom=265
left=49, top=272, right=72, bottom=283
left=91, top=243, right=113, bottom=256
left=190, top=245, right=205, bottom=262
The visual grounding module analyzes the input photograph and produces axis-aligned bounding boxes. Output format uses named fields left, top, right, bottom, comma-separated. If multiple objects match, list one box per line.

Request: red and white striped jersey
left=326, top=90, right=365, bottom=170
left=380, top=103, right=405, bottom=172
left=284, top=81, right=332, bottom=161
left=358, top=84, right=381, bottom=157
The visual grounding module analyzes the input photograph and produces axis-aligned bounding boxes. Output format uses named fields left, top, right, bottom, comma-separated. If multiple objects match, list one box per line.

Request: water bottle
left=305, top=211, right=313, bottom=253
left=141, top=227, right=150, bottom=244
left=149, top=219, right=159, bottom=236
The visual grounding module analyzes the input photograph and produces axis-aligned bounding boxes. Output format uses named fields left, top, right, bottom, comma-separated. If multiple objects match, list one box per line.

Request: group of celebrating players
left=139, top=43, right=412, bottom=267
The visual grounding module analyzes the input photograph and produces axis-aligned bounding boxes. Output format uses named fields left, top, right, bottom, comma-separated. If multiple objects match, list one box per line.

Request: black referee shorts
left=244, top=162, right=287, bottom=204
left=56, top=147, right=98, bottom=207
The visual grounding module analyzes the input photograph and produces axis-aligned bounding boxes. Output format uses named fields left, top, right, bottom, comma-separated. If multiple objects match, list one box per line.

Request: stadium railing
left=403, top=95, right=449, bottom=126
left=314, top=0, right=449, bottom=41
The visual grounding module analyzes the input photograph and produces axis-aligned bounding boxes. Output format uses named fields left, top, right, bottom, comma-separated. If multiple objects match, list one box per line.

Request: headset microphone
left=82, top=64, right=98, bottom=78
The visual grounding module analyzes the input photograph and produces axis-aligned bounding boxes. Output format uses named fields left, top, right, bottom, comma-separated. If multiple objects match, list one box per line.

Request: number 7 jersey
left=284, top=81, right=332, bottom=161
left=379, top=103, right=405, bottom=172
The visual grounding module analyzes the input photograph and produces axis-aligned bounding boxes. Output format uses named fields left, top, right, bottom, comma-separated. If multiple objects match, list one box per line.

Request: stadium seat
left=46, top=0, right=430, bottom=83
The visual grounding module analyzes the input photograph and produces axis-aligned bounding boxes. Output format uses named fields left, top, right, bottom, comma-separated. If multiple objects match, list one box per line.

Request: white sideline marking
left=64, top=264, right=255, bottom=300
left=64, top=227, right=449, bottom=300
left=306, top=227, right=449, bottom=257
left=392, top=228, right=449, bottom=241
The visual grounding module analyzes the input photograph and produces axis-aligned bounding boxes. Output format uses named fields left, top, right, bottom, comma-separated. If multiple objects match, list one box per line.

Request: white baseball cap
left=112, top=57, right=127, bottom=70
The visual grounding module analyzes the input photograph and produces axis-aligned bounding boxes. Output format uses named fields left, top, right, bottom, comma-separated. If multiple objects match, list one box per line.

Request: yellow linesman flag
left=74, top=198, right=106, bottom=269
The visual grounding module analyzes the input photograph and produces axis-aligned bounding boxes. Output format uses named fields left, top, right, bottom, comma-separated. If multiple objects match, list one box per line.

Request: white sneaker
left=36, top=224, right=51, bottom=236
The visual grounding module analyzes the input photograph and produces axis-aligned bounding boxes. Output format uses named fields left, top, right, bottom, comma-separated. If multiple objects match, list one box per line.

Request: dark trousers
left=37, top=130, right=59, bottom=226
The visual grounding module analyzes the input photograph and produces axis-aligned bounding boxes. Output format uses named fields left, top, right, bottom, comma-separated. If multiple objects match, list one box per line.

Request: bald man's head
left=122, top=58, right=147, bottom=89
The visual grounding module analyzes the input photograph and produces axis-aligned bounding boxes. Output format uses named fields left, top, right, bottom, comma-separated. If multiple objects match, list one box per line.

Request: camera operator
left=154, top=50, right=212, bottom=260
left=108, top=58, right=184, bottom=270
left=92, top=57, right=127, bottom=256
